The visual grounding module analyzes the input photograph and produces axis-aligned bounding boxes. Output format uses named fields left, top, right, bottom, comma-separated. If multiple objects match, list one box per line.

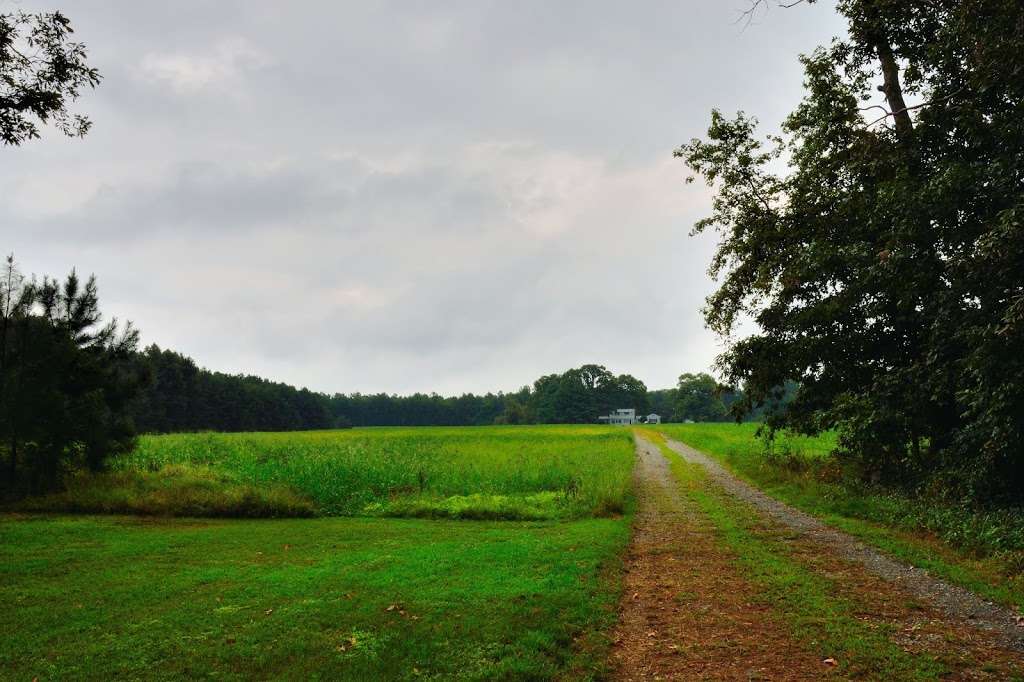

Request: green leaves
left=681, top=0, right=1024, bottom=501
left=0, top=10, right=100, bottom=145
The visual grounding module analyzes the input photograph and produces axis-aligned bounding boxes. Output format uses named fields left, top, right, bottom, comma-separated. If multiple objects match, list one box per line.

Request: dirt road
left=610, top=435, right=1024, bottom=680
left=610, top=437, right=826, bottom=680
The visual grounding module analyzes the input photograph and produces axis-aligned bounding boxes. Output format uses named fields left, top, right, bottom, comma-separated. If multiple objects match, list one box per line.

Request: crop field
left=22, top=426, right=636, bottom=520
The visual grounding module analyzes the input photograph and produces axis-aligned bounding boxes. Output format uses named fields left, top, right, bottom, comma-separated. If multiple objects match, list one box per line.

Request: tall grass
left=88, top=425, right=635, bottom=520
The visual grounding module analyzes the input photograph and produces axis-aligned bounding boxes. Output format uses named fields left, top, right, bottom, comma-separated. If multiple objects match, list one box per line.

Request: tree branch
left=736, top=0, right=809, bottom=28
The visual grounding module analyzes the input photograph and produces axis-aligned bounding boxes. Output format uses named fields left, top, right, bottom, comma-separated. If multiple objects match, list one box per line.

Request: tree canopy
left=1, top=257, right=142, bottom=492
left=0, top=10, right=99, bottom=146
left=678, top=0, right=1024, bottom=499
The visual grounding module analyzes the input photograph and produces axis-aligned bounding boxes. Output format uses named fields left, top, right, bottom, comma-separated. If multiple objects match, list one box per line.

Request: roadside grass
left=640, top=431, right=951, bottom=679
left=0, top=512, right=630, bottom=681
left=653, top=423, right=1024, bottom=610
left=8, top=426, right=635, bottom=521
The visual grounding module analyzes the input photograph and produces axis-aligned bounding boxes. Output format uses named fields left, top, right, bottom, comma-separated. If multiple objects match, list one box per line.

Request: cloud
left=137, top=37, right=273, bottom=94
left=1, top=0, right=847, bottom=394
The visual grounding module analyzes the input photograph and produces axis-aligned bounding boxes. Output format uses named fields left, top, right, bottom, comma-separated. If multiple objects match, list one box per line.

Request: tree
left=1, top=10, right=100, bottom=146
left=605, top=373, right=649, bottom=416
left=679, top=0, right=1024, bottom=499
left=673, top=373, right=727, bottom=422
left=647, top=388, right=678, bottom=421
left=1, top=257, right=142, bottom=492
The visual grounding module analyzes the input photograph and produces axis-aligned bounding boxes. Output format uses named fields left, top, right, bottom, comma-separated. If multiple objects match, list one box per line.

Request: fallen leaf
left=225, top=637, right=236, bottom=645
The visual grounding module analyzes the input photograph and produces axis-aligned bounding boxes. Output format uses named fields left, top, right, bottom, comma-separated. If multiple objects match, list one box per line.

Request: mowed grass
left=15, top=426, right=636, bottom=520
left=0, top=512, right=630, bottom=681
left=653, top=423, right=1024, bottom=610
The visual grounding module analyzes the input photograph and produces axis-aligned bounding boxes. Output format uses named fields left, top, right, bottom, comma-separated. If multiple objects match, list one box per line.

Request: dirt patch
left=610, top=438, right=829, bottom=680
left=663, top=436, right=1024, bottom=656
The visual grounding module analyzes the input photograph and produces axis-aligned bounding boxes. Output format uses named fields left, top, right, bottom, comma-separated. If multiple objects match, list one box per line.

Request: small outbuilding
left=646, top=413, right=661, bottom=424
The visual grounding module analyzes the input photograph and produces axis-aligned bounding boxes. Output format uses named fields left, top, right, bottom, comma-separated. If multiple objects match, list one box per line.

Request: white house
left=646, top=413, right=661, bottom=424
left=600, top=408, right=636, bottom=425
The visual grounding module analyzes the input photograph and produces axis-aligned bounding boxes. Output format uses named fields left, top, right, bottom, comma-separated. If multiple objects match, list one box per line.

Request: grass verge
left=654, top=423, right=1024, bottom=611
left=0, top=512, right=630, bottom=680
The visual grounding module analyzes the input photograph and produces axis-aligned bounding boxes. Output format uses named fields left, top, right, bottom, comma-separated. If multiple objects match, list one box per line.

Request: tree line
left=132, top=354, right=753, bottom=433
left=0, top=254, right=726, bottom=491
left=2, top=252, right=748, bottom=495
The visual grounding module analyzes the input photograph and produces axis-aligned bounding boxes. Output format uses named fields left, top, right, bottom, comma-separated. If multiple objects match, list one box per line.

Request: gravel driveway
left=663, top=436, right=1024, bottom=653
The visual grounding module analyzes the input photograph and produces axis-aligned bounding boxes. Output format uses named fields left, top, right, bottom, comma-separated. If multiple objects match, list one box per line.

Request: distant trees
left=0, top=257, right=142, bottom=493
left=127, top=360, right=656, bottom=431
left=131, top=346, right=334, bottom=433
left=330, top=389, right=526, bottom=428
left=0, top=10, right=100, bottom=146
left=679, top=0, right=1024, bottom=499
left=673, top=373, right=727, bottom=422
left=647, top=388, right=677, bottom=420
left=528, top=364, right=648, bottom=424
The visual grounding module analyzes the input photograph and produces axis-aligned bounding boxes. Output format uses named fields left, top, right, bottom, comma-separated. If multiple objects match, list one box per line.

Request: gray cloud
left=2, top=0, right=845, bottom=394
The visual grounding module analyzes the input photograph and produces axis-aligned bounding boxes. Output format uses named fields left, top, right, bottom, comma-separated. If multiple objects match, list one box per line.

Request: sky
left=2, top=0, right=846, bottom=395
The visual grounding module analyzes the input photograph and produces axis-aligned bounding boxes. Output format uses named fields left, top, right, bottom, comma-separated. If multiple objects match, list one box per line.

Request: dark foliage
left=129, top=358, right=659, bottom=431
left=0, top=257, right=142, bottom=494
left=130, top=347, right=533, bottom=431
left=528, top=364, right=649, bottom=424
left=0, top=10, right=100, bottom=145
left=679, top=0, right=1024, bottom=501
left=132, top=346, right=335, bottom=433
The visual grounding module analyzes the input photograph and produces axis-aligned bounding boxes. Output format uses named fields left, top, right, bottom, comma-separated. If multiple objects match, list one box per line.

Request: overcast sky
left=3, top=0, right=845, bottom=395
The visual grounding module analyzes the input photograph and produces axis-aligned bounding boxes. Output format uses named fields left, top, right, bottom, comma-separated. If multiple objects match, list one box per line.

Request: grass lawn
left=0, top=512, right=630, bottom=681
left=653, top=423, right=1024, bottom=611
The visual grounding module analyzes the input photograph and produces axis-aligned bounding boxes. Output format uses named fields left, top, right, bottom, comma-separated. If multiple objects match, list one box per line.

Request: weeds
left=11, top=425, right=635, bottom=520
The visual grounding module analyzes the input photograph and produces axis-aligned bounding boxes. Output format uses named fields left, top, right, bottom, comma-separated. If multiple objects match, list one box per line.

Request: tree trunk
left=8, top=437, right=16, bottom=485
left=874, top=38, right=913, bottom=140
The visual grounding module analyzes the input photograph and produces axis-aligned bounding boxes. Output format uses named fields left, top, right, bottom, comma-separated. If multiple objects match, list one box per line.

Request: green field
left=0, top=514, right=628, bottom=680
left=8, top=422, right=1024, bottom=679
left=1, top=425, right=635, bottom=680
left=18, top=426, right=635, bottom=521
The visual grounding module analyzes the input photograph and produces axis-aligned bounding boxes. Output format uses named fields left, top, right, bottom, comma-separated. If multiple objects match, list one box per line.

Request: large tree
left=0, top=257, right=142, bottom=492
left=673, top=373, right=727, bottom=423
left=1, top=9, right=100, bottom=146
left=679, top=0, right=1024, bottom=498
